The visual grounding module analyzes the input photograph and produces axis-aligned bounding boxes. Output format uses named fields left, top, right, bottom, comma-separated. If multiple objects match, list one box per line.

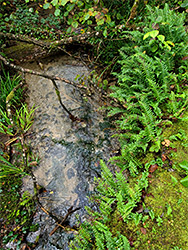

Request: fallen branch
left=0, top=54, right=87, bottom=90
left=0, top=54, right=88, bottom=121
left=49, top=206, right=80, bottom=236
left=0, top=31, right=92, bottom=49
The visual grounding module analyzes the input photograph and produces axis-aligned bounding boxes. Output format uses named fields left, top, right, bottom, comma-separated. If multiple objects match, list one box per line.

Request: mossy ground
left=109, top=111, right=188, bottom=249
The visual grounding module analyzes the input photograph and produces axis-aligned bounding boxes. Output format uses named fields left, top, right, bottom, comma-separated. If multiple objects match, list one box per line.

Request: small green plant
left=166, top=204, right=173, bottom=217
left=0, top=104, right=36, bottom=135
left=179, top=160, right=188, bottom=187
left=143, top=29, right=175, bottom=52
left=14, top=104, right=37, bottom=134
left=172, top=246, right=182, bottom=250
left=156, top=215, right=163, bottom=226
left=0, top=70, right=24, bottom=110
left=0, top=70, right=38, bottom=248
left=0, top=154, right=26, bottom=178
left=149, top=209, right=155, bottom=221
left=0, top=106, right=14, bottom=136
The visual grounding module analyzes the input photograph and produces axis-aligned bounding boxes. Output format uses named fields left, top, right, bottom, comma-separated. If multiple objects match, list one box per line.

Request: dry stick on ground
left=49, top=206, right=81, bottom=236
left=0, top=54, right=88, bottom=121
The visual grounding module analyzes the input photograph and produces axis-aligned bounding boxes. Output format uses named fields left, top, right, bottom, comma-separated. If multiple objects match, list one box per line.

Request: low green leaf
left=171, top=175, right=178, bottom=185
left=67, top=3, right=75, bottom=12
left=166, top=41, right=175, bottom=47
left=84, top=13, right=90, bottom=21
left=54, top=8, right=60, bottom=16
left=179, top=160, right=188, bottom=171
left=43, top=3, right=50, bottom=9
left=87, top=20, right=92, bottom=25
left=157, top=34, right=165, bottom=42
left=64, top=11, right=69, bottom=17
left=67, top=17, right=73, bottom=25
left=151, top=43, right=158, bottom=51
left=77, top=1, right=84, bottom=7
left=181, top=0, right=188, bottom=8
left=51, top=0, right=58, bottom=6
left=143, top=30, right=159, bottom=40
left=60, top=0, right=69, bottom=6
left=72, top=21, right=78, bottom=28
left=149, top=30, right=159, bottom=38
left=149, top=140, right=160, bottom=152
left=97, top=18, right=105, bottom=26
left=180, top=176, right=188, bottom=187
left=66, top=26, right=72, bottom=33
left=149, top=210, right=155, bottom=220
left=103, top=28, right=108, bottom=37
left=156, top=16, right=162, bottom=23
left=166, top=204, right=172, bottom=216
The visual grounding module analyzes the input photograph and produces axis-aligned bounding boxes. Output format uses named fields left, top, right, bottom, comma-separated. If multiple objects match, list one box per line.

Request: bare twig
left=126, top=0, right=141, bottom=25
left=51, top=79, right=80, bottom=121
left=49, top=206, right=80, bottom=236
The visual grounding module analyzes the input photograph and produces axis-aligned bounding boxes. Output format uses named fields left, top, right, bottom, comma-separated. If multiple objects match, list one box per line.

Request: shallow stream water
left=20, top=54, right=117, bottom=249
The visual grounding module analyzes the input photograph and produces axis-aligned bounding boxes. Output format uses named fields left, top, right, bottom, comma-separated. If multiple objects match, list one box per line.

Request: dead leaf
left=161, top=139, right=171, bottom=147
left=141, top=227, right=147, bottom=235
left=161, top=154, right=167, bottom=162
left=29, top=161, right=38, bottom=166
left=149, top=164, right=158, bottom=173
left=152, top=23, right=159, bottom=30
left=182, top=56, right=188, bottom=60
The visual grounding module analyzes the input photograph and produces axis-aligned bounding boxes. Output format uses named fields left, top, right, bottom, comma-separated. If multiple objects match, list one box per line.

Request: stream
left=19, top=54, right=117, bottom=249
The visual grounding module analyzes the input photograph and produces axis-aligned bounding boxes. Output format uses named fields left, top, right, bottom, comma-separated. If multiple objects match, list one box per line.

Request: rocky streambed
left=20, top=54, right=116, bottom=249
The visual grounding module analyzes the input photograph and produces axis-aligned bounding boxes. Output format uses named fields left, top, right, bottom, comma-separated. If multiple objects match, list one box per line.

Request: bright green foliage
left=0, top=155, right=26, bottom=178
left=0, top=70, right=23, bottom=110
left=70, top=4, right=188, bottom=249
left=1, top=177, right=36, bottom=248
left=0, top=70, right=38, bottom=247
left=0, top=104, right=36, bottom=136
left=179, top=160, right=188, bottom=187
left=14, top=104, right=37, bottom=134
left=96, top=160, right=148, bottom=221
left=108, top=3, right=188, bottom=175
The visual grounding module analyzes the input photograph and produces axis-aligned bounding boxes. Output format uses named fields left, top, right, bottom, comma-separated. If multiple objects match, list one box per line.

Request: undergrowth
left=0, top=68, right=39, bottom=249
left=69, top=4, right=188, bottom=249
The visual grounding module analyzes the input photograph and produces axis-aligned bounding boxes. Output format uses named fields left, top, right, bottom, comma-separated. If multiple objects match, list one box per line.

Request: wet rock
left=24, top=55, right=117, bottom=249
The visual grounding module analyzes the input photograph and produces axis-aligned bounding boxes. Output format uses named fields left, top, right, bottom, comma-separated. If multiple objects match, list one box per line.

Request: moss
left=3, top=42, right=35, bottom=61
left=161, top=112, right=188, bottom=183
left=122, top=170, right=188, bottom=250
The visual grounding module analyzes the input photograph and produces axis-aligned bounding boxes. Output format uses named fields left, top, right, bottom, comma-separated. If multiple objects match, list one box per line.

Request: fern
left=70, top=5, right=188, bottom=249
left=166, top=91, right=188, bottom=119
left=70, top=161, right=148, bottom=249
